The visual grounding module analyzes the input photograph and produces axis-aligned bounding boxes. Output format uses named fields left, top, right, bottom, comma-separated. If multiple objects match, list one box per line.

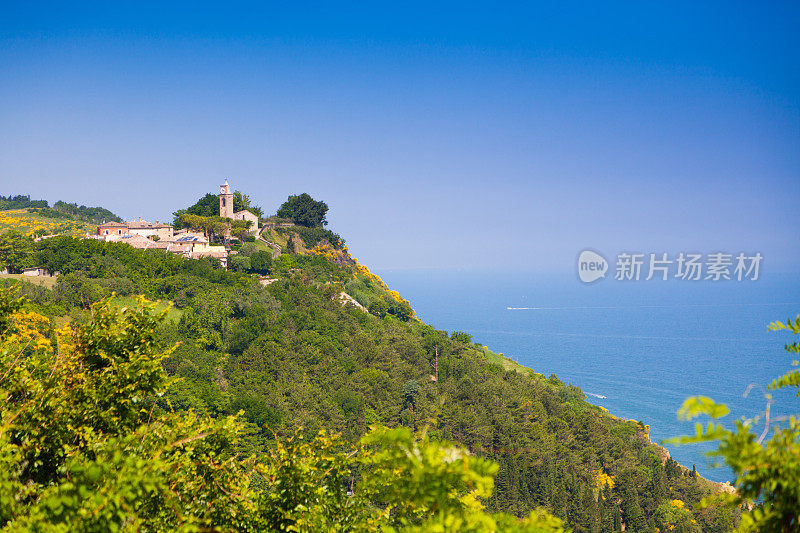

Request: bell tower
left=219, top=179, right=234, bottom=219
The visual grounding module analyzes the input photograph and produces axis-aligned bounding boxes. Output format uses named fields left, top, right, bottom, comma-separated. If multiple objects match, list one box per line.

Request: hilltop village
left=2, top=184, right=347, bottom=282
left=91, top=180, right=259, bottom=268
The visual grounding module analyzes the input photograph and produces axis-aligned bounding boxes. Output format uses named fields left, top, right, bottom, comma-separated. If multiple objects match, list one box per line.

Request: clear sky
left=1, top=1, right=798, bottom=272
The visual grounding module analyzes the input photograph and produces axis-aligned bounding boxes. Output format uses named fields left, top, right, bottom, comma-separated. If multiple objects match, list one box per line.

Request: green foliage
left=0, top=231, right=35, bottom=273
left=367, top=296, right=414, bottom=321
left=768, top=316, right=800, bottom=394
left=35, top=200, right=124, bottom=223
left=231, top=218, right=252, bottom=241
left=0, top=288, right=566, bottom=531
left=276, top=193, right=329, bottom=227
left=670, top=315, right=800, bottom=532
left=0, top=194, right=48, bottom=210
left=234, top=190, right=264, bottom=217
left=2, top=232, right=738, bottom=531
left=239, top=242, right=260, bottom=257
left=345, top=273, right=413, bottom=321
left=653, top=501, right=702, bottom=533
left=0, top=285, right=23, bottom=334
left=187, top=192, right=219, bottom=217
left=451, top=331, right=473, bottom=344
left=0, top=295, right=255, bottom=531
left=255, top=425, right=568, bottom=532
left=250, top=250, right=272, bottom=274
left=177, top=213, right=229, bottom=240
left=401, top=379, right=420, bottom=412
left=54, top=272, right=107, bottom=309
left=229, top=254, right=252, bottom=273
left=291, top=225, right=345, bottom=249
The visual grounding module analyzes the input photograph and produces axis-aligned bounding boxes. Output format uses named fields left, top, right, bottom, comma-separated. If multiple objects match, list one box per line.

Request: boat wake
left=586, top=392, right=607, bottom=399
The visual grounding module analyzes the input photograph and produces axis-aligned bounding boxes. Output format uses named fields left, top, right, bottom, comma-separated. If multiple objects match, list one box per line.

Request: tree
left=0, top=288, right=568, bottom=532
left=238, top=242, right=259, bottom=257
left=451, top=331, right=473, bottom=344
left=0, top=194, right=48, bottom=210
left=231, top=219, right=251, bottom=241
left=176, top=214, right=228, bottom=242
left=204, top=217, right=228, bottom=242
left=402, top=379, right=420, bottom=412
left=173, top=193, right=218, bottom=228
left=54, top=272, right=104, bottom=309
left=0, top=231, right=35, bottom=273
left=276, top=193, right=329, bottom=227
left=228, top=254, right=251, bottom=273
left=653, top=500, right=702, bottom=533
left=176, top=213, right=205, bottom=234
left=0, top=294, right=255, bottom=531
left=671, top=315, right=800, bottom=532
left=250, top=250, right=272, bottom=274
left=233, top=190, right=263, bottom=217
left=50, top=200, right=123, bottom=223
left=187, top=193, right=219, bottom=217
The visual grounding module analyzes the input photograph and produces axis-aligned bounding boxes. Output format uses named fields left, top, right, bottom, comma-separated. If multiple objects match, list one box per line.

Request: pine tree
left=613, top=508, right=622, bottom=532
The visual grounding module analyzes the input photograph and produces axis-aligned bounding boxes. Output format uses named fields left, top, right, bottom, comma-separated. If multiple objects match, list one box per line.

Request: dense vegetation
left=276, top=193, right=329, bottom=227
left=0, top=195, right=122, bottom=224
left=174, top=190, right=263, bottom=230
left=0, top=290, right=565, bottom=531
left=0, top=229, right=740, bottom=531
left=0, top=194, right=48, bottom=210
left=33, top=200, right=124, bottom=223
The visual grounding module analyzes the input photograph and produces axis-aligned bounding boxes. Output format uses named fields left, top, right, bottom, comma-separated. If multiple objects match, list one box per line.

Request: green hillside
left=0, top=208, right=96, bottom=238
left=0, top=195, right=123, bottom=238
left=0, top=227, right=739, bottom=531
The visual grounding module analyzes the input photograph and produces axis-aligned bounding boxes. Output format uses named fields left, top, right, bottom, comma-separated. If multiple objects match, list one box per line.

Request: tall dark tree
left=402, top=379, right=420, bottom=412
left=276, top=193, right=329, bottom=227
left=173, top=193, right=219, bottom=228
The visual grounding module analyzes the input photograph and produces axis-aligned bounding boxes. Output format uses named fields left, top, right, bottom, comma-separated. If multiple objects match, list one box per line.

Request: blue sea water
left=376, top=269, right=800, bottom=483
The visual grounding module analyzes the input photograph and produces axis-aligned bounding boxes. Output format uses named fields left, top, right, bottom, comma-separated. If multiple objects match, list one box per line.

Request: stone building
left=219, top=180, right=234, bottom=219
left=97, top=219, right=173, bottom=240
left=97, top=221, right=129, bottom=237
left=127, top=217, right=174, bottom=240
left=219, top=179, right=259, bottom=234
left=233, top=209, right=259, bottom=233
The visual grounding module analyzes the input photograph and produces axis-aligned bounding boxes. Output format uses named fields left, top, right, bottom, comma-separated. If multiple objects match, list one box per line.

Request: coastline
left=499, top=350, right=738, bottom=497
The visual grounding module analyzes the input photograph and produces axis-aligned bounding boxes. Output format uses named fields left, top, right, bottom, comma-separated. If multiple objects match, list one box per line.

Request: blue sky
left=1, top=1, right=798, bottom=271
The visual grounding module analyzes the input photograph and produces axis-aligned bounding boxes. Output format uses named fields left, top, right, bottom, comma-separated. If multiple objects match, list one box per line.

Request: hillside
left=0, top=208, right=96, bottom=238
left=0, top=195, right=123, bottom=237
left=0, top=224, right=739, bottom=531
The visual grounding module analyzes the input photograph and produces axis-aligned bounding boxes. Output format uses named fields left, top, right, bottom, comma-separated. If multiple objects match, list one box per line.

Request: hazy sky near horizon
left=1, top=2, right=799, bottom=272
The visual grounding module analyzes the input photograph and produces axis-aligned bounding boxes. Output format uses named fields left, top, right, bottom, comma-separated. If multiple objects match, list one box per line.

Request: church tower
left=219, top=180, right=234, bottom=219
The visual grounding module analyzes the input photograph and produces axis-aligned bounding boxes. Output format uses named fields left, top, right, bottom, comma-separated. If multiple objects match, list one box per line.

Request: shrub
left=228, top=254, right=251, bottom=273
left=451, top=331, right=473, bottom=344
left=250, top=251, right=272, bottom=275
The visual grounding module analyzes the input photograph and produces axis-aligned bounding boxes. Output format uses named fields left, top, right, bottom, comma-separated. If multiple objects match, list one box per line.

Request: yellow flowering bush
left=594, top=470, right=615, bottom=490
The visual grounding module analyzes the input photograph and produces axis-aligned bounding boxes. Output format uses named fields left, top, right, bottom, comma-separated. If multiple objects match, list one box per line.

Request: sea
left=376, top=268, right=800, bottom=483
